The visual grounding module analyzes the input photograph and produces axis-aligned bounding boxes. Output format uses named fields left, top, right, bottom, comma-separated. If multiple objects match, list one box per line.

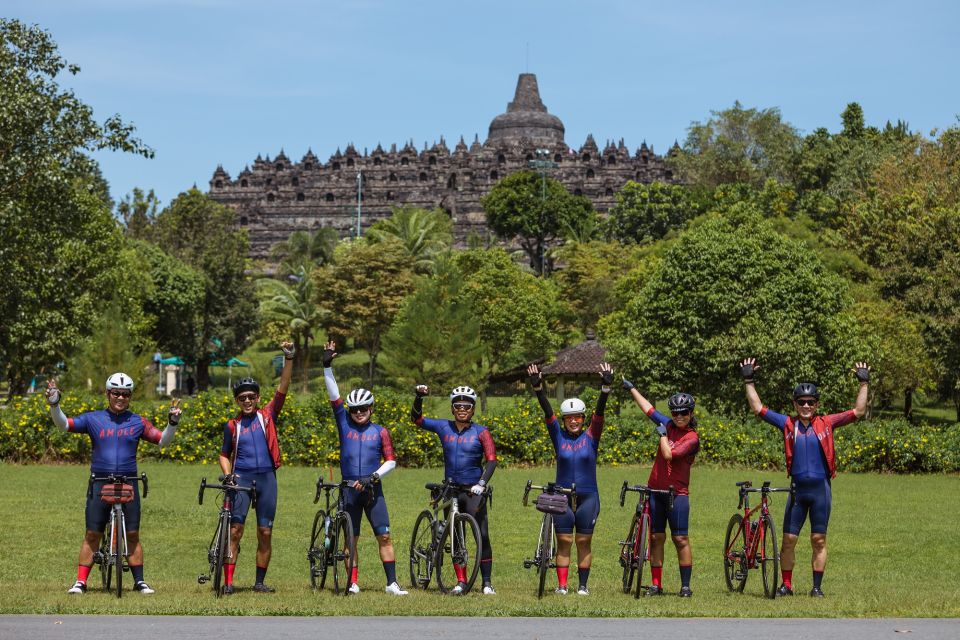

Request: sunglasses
left=671, top=409, right=691, bottom=417
left=452, top=402, right=474, bottom=411
left=236, top=393, right=258, bottom=402
left=109, top=390, right=132, bottom=399
left=348, top=406, right=372, bottom=414
left=795, top=398, right=818, bottom=407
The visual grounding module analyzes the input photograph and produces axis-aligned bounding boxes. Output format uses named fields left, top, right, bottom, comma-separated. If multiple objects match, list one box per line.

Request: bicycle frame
left=89, top=473, right=148, bottom=598
left=521, top=480, right=575, bottom=598
left=422, top=479, right=489, bottom=593
left=197, top=477, right=257, bottom=597
left=619, top=482, right=674, bottom=598
left=308, top=478, right=362, bottom=594
left=723, top=480, right=791, bottom=598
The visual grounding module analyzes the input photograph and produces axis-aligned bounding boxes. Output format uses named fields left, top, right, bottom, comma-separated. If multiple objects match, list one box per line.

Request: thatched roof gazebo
left=541, top=330, right=607, bottom=404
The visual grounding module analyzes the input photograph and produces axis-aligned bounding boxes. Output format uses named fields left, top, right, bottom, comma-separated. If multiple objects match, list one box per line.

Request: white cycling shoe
left=482, top=583, right=496, bottom=595
left=67, top=581, right=86, bottom=594
left=385, top=582, right=408, bottom=596
left=348, top=582, right=361, bottom=594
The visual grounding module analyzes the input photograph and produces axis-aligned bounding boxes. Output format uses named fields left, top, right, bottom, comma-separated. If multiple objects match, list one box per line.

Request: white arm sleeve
left=50, top=404, right=69, bottom=431
left=374, top=460, right=396, bottom=478
left=159, top=422, right=177, bottom=447
left=324, top=367, right=340, bottom=401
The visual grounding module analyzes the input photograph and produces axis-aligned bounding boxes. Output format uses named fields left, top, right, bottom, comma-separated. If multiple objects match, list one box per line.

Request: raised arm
left=411, top=385, right=429, bottom=423
left=852, top=361, right=870, bottom=419
left=45, top=379, right=69, bottom=430
left=740, top=358, right=763, bottom=415
left=595, top=362, right=613, bottom=416
left=277, top=340, right=295, bottom=395
left=526, top=364, right=554, bottom=417
left=621, top=377, right=655, bottom=414
left=158, top=398, right=181, bottom=447
left=321, top=340, right=340, bottom=401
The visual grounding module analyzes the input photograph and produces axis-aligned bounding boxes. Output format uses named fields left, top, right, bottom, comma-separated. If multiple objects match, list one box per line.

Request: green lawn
left=0, top=462, right=957, bottom=616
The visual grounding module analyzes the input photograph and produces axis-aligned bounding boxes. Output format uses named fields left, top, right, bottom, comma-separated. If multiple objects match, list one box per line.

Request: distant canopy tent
left=210, top=357, right=250, bottom=389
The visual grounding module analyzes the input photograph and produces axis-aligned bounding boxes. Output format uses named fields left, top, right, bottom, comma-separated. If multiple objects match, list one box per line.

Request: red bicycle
left=722, top=480, right=792, bottom=599
left=618, top=482, right=674, bottom=598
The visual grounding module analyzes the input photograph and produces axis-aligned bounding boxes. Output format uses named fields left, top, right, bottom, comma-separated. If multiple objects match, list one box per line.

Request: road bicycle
left=409, top=479, right=489, bottom=594
left=618, top=482, right=674, bottom=599
left=196, top=476, right=257, bottom=597
left=307, top=478, right=359, bottom=595
left=89, top=472, right=148, bottom=598
left=521, top=480, right=576, bottom=599
left=722, top=480, right=792, bottom=599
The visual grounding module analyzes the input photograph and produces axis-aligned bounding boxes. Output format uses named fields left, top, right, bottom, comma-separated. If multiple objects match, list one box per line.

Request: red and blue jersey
left=645, top=409, right=699, bottom=496
left=545, top=414, right=603, bottom=492
left=331, top=398, right=396, bottom=481
left=758, top=407, right=857, bottom=479
left=415, top=417, right=496, bottom=484
left=68, top=409, right=163, bottom=475
left=222, top=391, right=286, bottom=471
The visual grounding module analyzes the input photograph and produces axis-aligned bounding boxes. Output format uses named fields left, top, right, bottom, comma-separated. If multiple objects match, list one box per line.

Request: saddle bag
left=100, top=483, right=135, bottom=504
left=535, top=492, right=569, bottom=515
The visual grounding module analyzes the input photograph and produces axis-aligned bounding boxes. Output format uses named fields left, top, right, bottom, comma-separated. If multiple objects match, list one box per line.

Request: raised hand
left=852, top=362, right=871, bottom=383
left=322, top=340, right=337, bottom=368
left=281, top=340, right=296, bottom=360
left=45, top=379, right=61, bottom=405
left=168, top=397, right=182, bottom=425
left=621, top=376, right=635, bottom=391
left=599, top=362, right=614, bottom=387
left=739, top=357, right=759, bottom=383
left=655, top=424, right=668, bottom=437
left=526, top=364, right=543, bottom=389
left=415, top=384, right=430, bottom=397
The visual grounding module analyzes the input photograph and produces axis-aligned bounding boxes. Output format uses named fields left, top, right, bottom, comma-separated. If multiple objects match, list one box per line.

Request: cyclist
left=525, top=362, right=613, bottom=596
left=218, top=341, right=294, bottom=594
left=46, top=373, right=181, bottom=595
left=411, top=384, right=497, bottom=595
left=739, top=358, right=870, bottom=598
left=622, top=380, right=700, bottom=597
left=321, top=341, right=407, bottom=596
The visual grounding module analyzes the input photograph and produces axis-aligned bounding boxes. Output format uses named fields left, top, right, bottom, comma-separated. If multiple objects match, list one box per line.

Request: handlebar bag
left=536, top=492, right=569, bottom=515
left=100, top=483, right=135, bottom=504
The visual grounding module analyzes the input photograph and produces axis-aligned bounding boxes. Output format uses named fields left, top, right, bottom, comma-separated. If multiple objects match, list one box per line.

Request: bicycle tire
left=113, top=511, right=124, bottom=598
left=331, top=512, right=356, bottom=595
left=723, top=513, right=748, bottom=593
left=436, top=512, right=481, bottom=594
left=408, top=509, right=435, bottom=590
left=212, top=512, right=229, bottom=597
left=537, top=513, right=553, bottom=599
left=308, top=509, right=328, bottom=591
left=760, top=513, right=779, bottom=599
left=98, top=523, right=112, bottom=591
left=634, top=512, right=649, bottom=599
left=620, top=512, right=640, bottom=594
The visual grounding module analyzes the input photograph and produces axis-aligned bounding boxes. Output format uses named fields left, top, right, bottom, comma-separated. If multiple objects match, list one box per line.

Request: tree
left=381, top=255, right=484, bottom=390
left=481, top=170, right=595, bottom=275
left=0, top=20, right=152, bottom=395
left=605, top=181, right=701, bottom=244
left=314, top=240, right=414, bottom=382
left=269, top=227, right=338, bottom=279
left=552, top=241, right=640, bottom=334
left=151, top=189, right=259, bottom=390
left=118, top=188, right=161, bottom=240
left=670, top=101, right=801, bottom=188
left=365, top=206, right=453, bottom=274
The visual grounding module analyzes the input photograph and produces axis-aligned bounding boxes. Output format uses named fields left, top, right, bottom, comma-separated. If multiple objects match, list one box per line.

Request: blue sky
left=8, top=0, right=960, bottom=208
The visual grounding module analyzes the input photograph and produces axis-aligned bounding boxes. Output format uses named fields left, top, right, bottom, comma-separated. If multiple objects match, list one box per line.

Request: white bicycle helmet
left=559, top=398, right=586, bottom=416
left=105, top=372, right=135, bottom=392
left=449, top=385, right=477, bottom=404
left=346, top=388, right=374, bottom=409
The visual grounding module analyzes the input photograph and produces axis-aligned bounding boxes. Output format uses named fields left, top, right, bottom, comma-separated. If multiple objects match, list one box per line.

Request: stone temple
left=208, top=73, right=677, bottom=259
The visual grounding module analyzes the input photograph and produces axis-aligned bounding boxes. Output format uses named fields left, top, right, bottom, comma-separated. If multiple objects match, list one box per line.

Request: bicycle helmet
left=232, top=377, right=260, bottom=398
left=345, top=388, right=374, bottom=409
left=559, top=398, right=587, bottom=416
left=105, top=372, right=134, bottom=392
left=793, top=382, right=819, bottom=400
left=450, top=385, right=477, bottom=405
left=667, top=392, right=696, bottom=412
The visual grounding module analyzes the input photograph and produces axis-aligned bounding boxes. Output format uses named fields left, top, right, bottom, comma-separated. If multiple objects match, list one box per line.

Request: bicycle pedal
left=735, top=571, right=747, bottom=580
left=523, top=560, right=533, bottom=569
left=198, top=575, right=208, bottom=584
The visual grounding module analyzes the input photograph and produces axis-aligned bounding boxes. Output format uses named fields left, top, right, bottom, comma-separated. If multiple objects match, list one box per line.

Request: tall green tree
left=118, top=188, right=161, bottom=240
left=481, top=170, right=595, bottom=275
left=605, top=181, right=701, bottom=244
left=0, top=20, right=151, bottom=395
left=151, top=189, right=259, bottom=390
left=269, top=227, right=338, bottom=279
left=552, top=241, right=640, bottom=334
left=365, top=206, right=453, bottom=274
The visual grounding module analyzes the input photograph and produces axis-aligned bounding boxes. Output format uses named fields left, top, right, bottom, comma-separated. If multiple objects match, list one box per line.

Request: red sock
left=782, top=569, right=792, bottom=588
left=557, top=566, right=569, bottom=587
left=454, top=564, right=467, bottom=583
left=77, top=565, right=92, bottom=583
left=351, top=565, right=358, bottom=584
left=651, top=565, right=662, bottom=587
left=224, top=563, right=235, bottom=585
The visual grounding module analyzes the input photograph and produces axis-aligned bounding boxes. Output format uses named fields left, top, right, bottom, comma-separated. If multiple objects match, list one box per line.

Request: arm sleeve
left=380, top=427, right=396, bottom=462
left=587, top=414, right=604, bottom=442
left=140, top=418, right=164, bottom=445
left=265, top=391, right=286, bottom=423
left=220, top=422, right=233, bottom=457
left=158, top=421, right=177, bottom=447
left=758, top=407, right=789, bottom=433
left=480, top=459, right=497, bottom=483
left=324, top=367, right=340, bottom=401
left=534, top=388, right=554, bottom=418
left=595, top=389, right=609, bottom=416
left=411, top=394, right=424, bottom=422
left=646, top=408, right=671, bottom=428
left=416, top=416, right=444, bottom=433
left=671, top=430, right=700, bottom=458
left=480, top=428, right=497, bottom=462
left=375, top=459, right=396, bottom=478
left=50, top=404, right=69, bottom=431
left=824, top=410, right=858, bottom=430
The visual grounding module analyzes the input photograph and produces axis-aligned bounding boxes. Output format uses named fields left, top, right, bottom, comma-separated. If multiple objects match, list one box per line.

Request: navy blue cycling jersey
left=760, top=409, right=830, bottom=480
left=415, top=417, right=496, bottom=484
left=331, top=398, right=396, bottom=480
left=545, top=414, right=603, bottom=492
left=68, top=410, right=163, bottom=475
left=223, top=412, right=274, bottom=473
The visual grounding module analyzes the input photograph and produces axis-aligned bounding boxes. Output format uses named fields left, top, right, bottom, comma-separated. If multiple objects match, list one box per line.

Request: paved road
left=2, top=616, right=958, bottom=640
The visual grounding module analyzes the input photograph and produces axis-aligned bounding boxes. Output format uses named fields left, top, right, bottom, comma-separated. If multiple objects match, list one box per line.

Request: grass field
left=0, top=462, right=957, bottom=617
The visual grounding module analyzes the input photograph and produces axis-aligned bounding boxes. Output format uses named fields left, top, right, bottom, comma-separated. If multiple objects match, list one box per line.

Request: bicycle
left=89, top=472, right=148, bottom=598
left=307, top=478, right=358, bottom=595
left=618, top=482, right=674, bottom=599
left=722, top=480, right=792, bottom=599
left=409, top=479, right=489, bottom=594
left=196, top=476, right=257, bottom=598
left=521, top=480, right=576, bottom=599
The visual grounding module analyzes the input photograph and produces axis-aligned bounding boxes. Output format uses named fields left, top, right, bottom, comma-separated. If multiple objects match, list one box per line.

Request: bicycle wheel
left=408, top=509, right=435, bottom=590
left=620, top=512, right=640, bottom=594
left=330, top=512, right=356, bottom=595
left=633, top=513, right=649, bottom=599
left=723, top=513, right=748, bottom=593
left=212, top=513, right=229, bottom=597
left=760, top=513, right=779, bottom=599
left=98, top=524, right=112, bottom=591
left=308, top=509, right=328, bottom=590
left=537, top=513, right=553, bottom=599
left=436, top=512, right=481, bottom=594
left=113, top=512, right=124, bottom=598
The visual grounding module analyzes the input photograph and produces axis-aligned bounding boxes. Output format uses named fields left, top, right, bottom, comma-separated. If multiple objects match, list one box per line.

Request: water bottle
left=323, top=519, right=331, bottom=549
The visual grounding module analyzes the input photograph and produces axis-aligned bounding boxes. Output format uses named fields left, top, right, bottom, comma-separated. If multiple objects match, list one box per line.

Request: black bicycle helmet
left=232, top=377, right=260, bottom=398
left=793, top=382, right=819, bottom=400
left=667, top=392, right=695, bottom=412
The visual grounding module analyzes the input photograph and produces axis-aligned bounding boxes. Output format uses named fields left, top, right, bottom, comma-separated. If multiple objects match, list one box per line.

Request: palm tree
left=270, top=228, right=338, bottom=278
left=364, top=206, right=452, bottom=274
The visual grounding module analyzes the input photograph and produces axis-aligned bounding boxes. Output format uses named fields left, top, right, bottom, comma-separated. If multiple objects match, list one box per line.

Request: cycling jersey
left=68, top=410, right=163, bottom=475
left=545, top=414, right=603, bottom=492
left=225, top=413, right=273, bottom=473
left=222, top=391, right=286, bottom=470
left=331, top=398, right=396, bottom=481
left=758, top=408, right=857, bottom=478
left=645, top=408, right=699, bottom=496
left=414, top=418, right=496, bottom=484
